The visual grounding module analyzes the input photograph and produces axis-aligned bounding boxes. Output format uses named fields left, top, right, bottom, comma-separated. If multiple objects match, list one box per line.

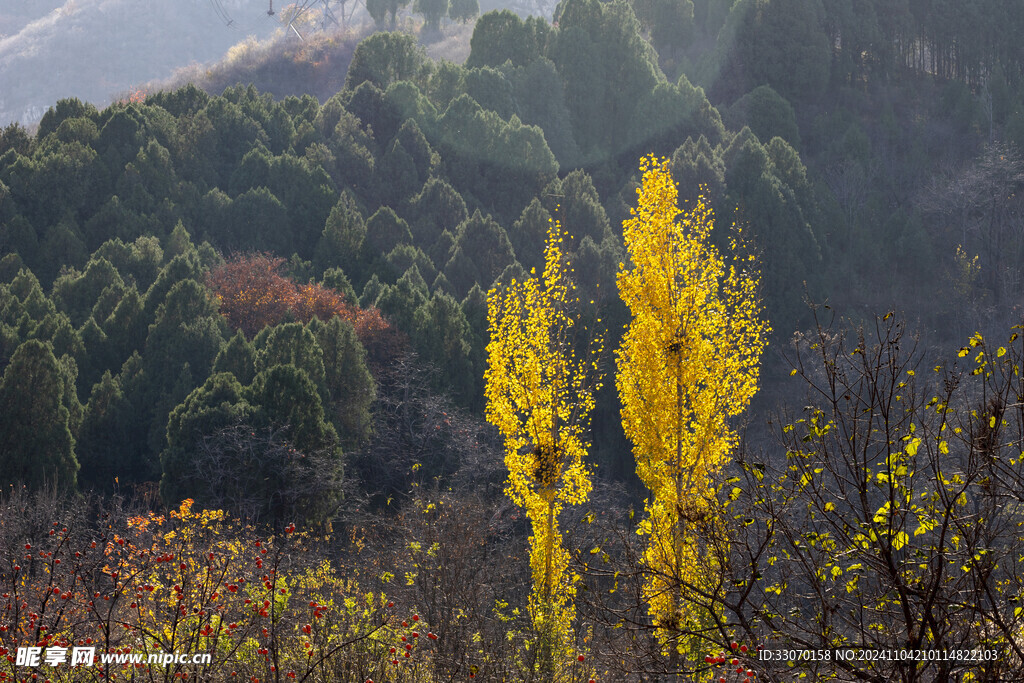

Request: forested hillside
left=2, top=0, right=1024, bottom=679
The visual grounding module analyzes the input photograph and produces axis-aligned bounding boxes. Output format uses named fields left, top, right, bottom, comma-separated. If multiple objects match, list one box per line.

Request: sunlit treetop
left=617, top=155, right=768, bottom=494
left=485, top=216, right=603, bottom=509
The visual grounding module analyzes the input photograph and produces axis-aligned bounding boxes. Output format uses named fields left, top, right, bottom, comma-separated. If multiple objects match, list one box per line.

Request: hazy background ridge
left=0, top=0, right=280, bottom=127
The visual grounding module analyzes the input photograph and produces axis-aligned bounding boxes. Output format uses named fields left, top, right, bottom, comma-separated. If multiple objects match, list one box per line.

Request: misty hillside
left=0, top=2, right=66, bottom=38
left=0, top=0, right=280, bottom=126
left=0, top=0, right=540, bottom=129
left=147, top=20, right=474, bottom=105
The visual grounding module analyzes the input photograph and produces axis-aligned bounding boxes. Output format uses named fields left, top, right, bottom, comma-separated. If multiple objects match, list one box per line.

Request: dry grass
left=150, top=17, right=475, bottom=104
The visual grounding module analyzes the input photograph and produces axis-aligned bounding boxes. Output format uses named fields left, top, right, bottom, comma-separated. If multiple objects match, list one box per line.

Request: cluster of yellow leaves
left=484, top=215, right=602, bottom=674
left=616, top=156, right=767, bottom=651
left=485, top=218, right=601, bottom=510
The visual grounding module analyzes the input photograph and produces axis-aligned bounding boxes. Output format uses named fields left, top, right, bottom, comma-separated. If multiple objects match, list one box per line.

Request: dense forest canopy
left=2, top=0, right=1024, bottom=679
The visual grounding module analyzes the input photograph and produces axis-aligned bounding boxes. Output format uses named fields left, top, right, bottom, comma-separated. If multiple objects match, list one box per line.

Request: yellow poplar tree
left=616, top=156, right=767, bottom=657
left=485, top=216, right=602, bottom=676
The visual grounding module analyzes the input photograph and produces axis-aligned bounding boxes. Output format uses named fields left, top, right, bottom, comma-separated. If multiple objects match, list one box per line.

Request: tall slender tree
left=485, top=216, right=602, bottom=677
left=615, top=156, right=767, bottom=661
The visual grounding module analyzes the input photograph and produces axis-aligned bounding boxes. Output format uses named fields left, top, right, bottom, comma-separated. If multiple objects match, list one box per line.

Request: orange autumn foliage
left=206, top=254, right=296, bottom=337
left=206, top=254, right=399, bottom=360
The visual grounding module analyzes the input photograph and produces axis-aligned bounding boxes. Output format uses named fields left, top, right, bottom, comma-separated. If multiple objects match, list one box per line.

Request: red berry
left=578, top=655, right=585, bottom=662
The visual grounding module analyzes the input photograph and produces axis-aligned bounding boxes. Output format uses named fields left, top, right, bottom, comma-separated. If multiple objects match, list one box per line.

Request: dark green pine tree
left=386, top=245, right=437, bottom=284
left=365, top=206, right=414, bottom=257
left=464, top=67, right=518, bottom=121
left=345, top=32, right=425, bottom=89
left=160, top=372, right=255, bottom=508
left=509, top=57, right=580, bottom=166
left=213, top=330, right=257, bottom=386
left=245, top=364, right=339, bottom=456
left=413, top=291, right=474, bottom=404
left=375, top=267, right=430, bottom=331
left=320, top=268, right=358, bottom=303
left=101, top=284, right=147, bottom=367
left=164, top=222, right=196, bottom=263
left=466, top=10, right=549, bottom=69
left=542, top=169, right=613, bottom=251
left=51, top=257, right=124, bottom=327
left=142, top=253, right=204, bottom=320
left=359, top=274, right=387, bottom=308
left=309, top=315, right=376, bottom=448
left=76, top=370, right=137, bottom=492
left=143, top=279, right=226, bottom=396
left=376, top=140, right=421, bottom=208
left=142, top=278, right=227, bottom=457
left=315, top=191, right=367, bottom=280
left=460, top=284, right=488, bottom=412
left=407, top=177, right=468, bottom=250
left=254, top=323, right=328, bottom=400
left=443, top=210, right=517, bottom=298
left=510, top=198, right=552, bottom=273
left=0, top=340, right=78, bottom=491
left=394, top=119, right=437, bottom=183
